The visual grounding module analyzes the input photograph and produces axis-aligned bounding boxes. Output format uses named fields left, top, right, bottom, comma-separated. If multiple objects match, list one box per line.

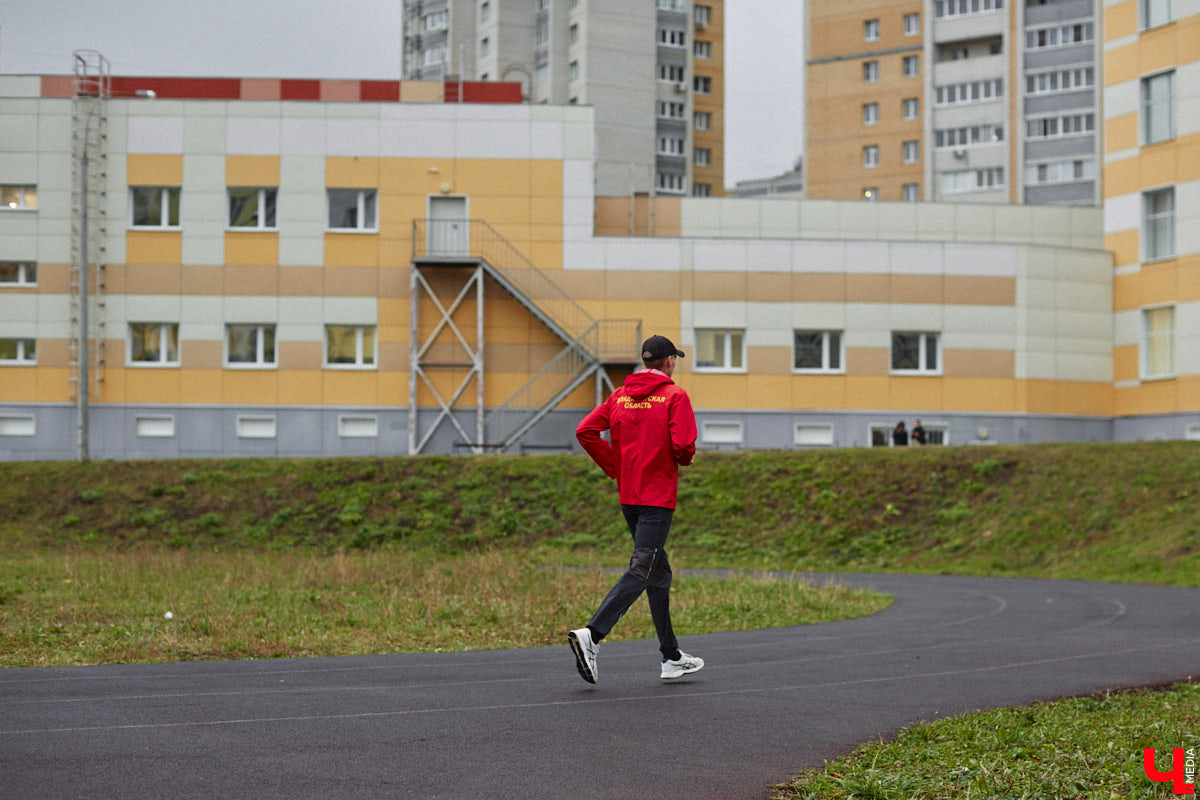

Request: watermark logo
left=1144, top=747, right=1196, bottom=795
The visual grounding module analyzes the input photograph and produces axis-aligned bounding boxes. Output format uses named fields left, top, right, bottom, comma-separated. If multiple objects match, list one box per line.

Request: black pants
left=588, top=504, right=679, bottom=659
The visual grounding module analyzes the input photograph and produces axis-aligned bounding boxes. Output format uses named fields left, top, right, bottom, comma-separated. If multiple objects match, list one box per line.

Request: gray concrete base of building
left=1, top=404, right=1196, bottom=461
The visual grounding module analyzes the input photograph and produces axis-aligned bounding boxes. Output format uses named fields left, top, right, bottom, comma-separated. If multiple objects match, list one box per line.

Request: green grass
left=2, top=441, right=1198, bottom=796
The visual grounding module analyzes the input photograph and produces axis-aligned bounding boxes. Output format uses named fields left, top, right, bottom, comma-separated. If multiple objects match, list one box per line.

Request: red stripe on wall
left=361, top=81, right=401, bottom=102
left=280, top=80, right=321, bottom=100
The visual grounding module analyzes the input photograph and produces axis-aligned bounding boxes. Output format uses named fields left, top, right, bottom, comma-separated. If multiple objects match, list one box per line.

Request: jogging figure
left=569, top=334, right=705, bottom=683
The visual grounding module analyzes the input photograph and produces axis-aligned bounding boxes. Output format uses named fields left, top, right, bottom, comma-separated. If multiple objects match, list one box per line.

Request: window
left=570, top=24, right=579, bottom=44
left=903, top=97, right=919, bottom=120
left=1026, top=67, right=1094, bottom=95
left=339, top=415, right=379, bottom=438
left=422, top=10, right=448, bottom=31
left=934, top=78, right=1003, bottom=105
left=694, top=148, right=711, bottom=167
left=128, top=323, right=179, bottom=366
left=659, top=101, right=686, bottom=119
left=1024, top=158, right=1096, bottom=185
left=902, top=183, right=919, bottom=202
left=658, top=136, right=685, bottom=155
left=480, top=37, right=489, bottom=57
left=327, top=189, right=377, bottom=231
left=863, top=61, right=879, bottom=82
left=793, top=330, right=842, bottom=372
left=701, top=421, right=743, bottom=445
left=863, top=145, right=879, bottom=167
left=236, top=415, right=276, bottom=439
left=1026, top=113, right=1094, bottom=139
left=695, top=329, right=744, bottom=371
left=135, top=415, right=175, bottom=438
left=692, top=183, right=711, bottom=197
left=658, top=64, right=685, bottom=82
left=694, top=111, right=711, bottom=130
left=1026, top=22, right=1094, bottom=49
left=863, top=103, right=879, bottom=125
left=656, top=172, right=685, bottom=193
left=794, top=424, right=835, bottom=447
left=864, top=19, right=880, bottom=41
left=226, top=324, right=276, bottom=367
left=0, top=262, right=36, bottom=285
left=892, top=332, right=940, bottom=374
left=0, top=338, right=35, bottom=364
left=480, top=2, right=490, bottom=22
left=570, top=60, right=580, bottom=80
left=693, top=76, right=712, bottom=94
left=902, top=55, right=920, bottom=77
left=940, top=167, right=1004, bottom=193
left=0, top=415, right=35, bottom=437
left=934, top=124, right=1004, bottom=148
left=903, top=140, right=919, bottom=163
left=1141, top=71, right=1174, bottom=145
left=934, top=0, right=1003, bottom=17
left=694, top=40, right=711, bottom=59
left=130, top=187, right=180, bottom=228
left=326, top=325, right=376, bottom=368
left=1143, top=187, right=1175, bottom=261
left=658, top=28, right=686, bottom=47
left=863, top=187, right=879, bottom=201
left=694, top=4, right=711, bottom=27
left=1140, top=0, right=1171, bottom=29
left=904, top=12, right=920, bottom=35
left=1142, top=306, right=1174, bottom=379
left=1, top=185, right=36, bottom=210
left=423, top=46, right=448, bottom=67
left=228, top=188, right=277, bottom=229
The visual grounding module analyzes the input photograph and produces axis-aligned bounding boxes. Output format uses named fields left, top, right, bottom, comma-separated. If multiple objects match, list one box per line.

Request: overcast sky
left=0, top=0, right=804, bottom=188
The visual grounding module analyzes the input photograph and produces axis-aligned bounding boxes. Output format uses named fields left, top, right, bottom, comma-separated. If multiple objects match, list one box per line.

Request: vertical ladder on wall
left=68, top=50, right=109, bottom=406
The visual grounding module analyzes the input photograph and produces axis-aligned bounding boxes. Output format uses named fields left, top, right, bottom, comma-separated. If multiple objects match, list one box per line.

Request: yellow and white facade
left=0, top=62, right=1191, bottom=459
left=1102, top=0, right=1200, bottom=437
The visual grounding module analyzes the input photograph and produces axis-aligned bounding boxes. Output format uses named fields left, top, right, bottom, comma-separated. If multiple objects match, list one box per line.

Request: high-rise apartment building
left=804, top=0, right=1102, bottom=205
left=1103, top=0, right=1200, bottom=437
left=403, top=0, right=725, bottom=197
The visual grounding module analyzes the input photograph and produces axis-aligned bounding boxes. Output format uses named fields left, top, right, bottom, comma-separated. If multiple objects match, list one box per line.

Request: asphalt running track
left=2, top=573, right=1198, bottom=800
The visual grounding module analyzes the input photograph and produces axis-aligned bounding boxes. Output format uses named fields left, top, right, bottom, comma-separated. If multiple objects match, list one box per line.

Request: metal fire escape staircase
left=409, top=219, right=641, bottom=454
left=69, top=51, right=109, bottom=418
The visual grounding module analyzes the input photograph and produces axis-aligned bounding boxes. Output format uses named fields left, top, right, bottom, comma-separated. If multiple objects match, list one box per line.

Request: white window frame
left=902, top=55, right=920, bottom=77
left=863, top=61, right=879, bottom=82
left=129, top=186, right=180, bottom=229
left=569, top=24, right=579, bottom=44
left=692, top=183, right=711, bottom=197
left=658, top=136, right=685, bottom=156
left=326, top=189, right=377, bottom=232
left=1, top=185, right=37, bottom=210
left=693, top=147, right=711, bottom=167
left=693, top=40, right=711, bottom=59
left=891, top=331, right=941, bottom=375
left=658, top=101, right=686, bottom=119
left=903, top=140, right=920, bottom=163
left=693, top=76, right=712, bottom=94
left=656, top=172, right=685, bottom=193
left=1142, top=186, right=1175, bottom=262
left=324, top=324, right=377, bottom=369
left=694, top=4, right=711, bottom=27
left=1140, top=0, right=1171, bottom=29
left=863, top=187, right=879, bottom=201
left=863, top=145, right=879, bottom=168
left=794, top=424, right=835, bottom=447
left=480, top=37, right=490, bottom=57
left=902, top=183, right=919, bottom=202
left=701, top=420, right=743, bottom=445
left=480, top=2, right=490, bottom=22
left=864, top=19, right=880, bottom=41
left=694, top=111, right=711, bottom=130
left=0, top=414, right=35, bottom=437
left=793, top=330, right=844, bottom=373
left=338, top=414, right=379, bottom=439
left=902, top=97, right=919, bottom=120
left=1141, top=305, right=1175, bottom=380
left=658, top=64, right=685, bottom=83
left=236, top=415, right=277, bottom=439
left=135, top=415, right=176, bottom=438
left=904, top=12, right=920, bottom=35
left=127, top=323, right=180, bottom=367
left=694, top=328, right=745, bottom=373
left=227, top=187, right=278, bottom=230
left=1141, top=70, right=1174, bottom=145
left=658, top=28, right=686, bottom=47
left=0, top=261, right=37, bottom=286
left=225, top=323, right=277, bottom=368
left=0, top=338, right=36, bottom=364
left=863, top=103, right=879, bottom=125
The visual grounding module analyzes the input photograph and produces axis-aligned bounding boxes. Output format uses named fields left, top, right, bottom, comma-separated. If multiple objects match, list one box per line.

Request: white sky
left=0, top=0, right=804, bottom=188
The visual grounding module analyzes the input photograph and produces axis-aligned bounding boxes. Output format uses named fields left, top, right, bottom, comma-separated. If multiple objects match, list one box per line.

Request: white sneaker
left=568, top=628, right=598, bottom=684
left=660, top=652, right=704, bottom=680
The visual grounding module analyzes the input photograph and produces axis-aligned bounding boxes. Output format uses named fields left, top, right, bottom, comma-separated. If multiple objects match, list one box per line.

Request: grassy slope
left=2, top=441, right=1198, bottom=586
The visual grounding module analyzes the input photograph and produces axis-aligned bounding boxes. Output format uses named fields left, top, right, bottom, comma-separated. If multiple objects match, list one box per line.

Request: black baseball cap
left=641, top=335, right=685, bottom=361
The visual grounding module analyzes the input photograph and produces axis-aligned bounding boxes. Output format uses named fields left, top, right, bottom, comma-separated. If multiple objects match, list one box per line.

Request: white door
left=428, top=196, right=469, bottom=256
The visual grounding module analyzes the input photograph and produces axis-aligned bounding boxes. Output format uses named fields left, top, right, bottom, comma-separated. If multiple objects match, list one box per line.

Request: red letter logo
left=1145, top=748, right=1196, bottom=795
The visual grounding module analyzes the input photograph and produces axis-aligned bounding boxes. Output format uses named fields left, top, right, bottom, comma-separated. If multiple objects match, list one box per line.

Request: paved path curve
left=2, top=573, right=1198, bottom=799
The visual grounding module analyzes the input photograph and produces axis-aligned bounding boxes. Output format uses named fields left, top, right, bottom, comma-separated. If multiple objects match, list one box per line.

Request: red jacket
left=576, top=369, right=697, bottom=509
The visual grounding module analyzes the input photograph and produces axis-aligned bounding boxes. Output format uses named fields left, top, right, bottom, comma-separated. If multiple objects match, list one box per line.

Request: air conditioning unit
left=953, top=148, right=966, bottom=158
left=673, top=82, right=687, bottom=94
